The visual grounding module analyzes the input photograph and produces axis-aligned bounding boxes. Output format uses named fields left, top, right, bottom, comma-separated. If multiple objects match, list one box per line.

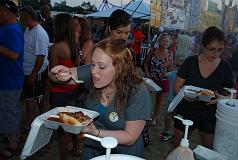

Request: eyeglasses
left=206, top=47, right=224, bottom=53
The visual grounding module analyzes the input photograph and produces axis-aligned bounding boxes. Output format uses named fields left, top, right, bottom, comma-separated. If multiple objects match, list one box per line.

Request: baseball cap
left=0, top=0, right=18, bottom=16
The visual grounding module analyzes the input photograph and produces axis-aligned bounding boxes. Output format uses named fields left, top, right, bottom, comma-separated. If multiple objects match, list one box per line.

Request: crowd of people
left=0, top=0, right=238, bottom=159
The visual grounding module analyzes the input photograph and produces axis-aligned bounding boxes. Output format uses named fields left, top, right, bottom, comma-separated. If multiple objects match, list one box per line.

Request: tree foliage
left=52, top=1, right=74, bottom=13
left=51, top=1, right=97, bottom=14
left=22, top=0, right=97, bottom=14
left=24, top=0, right=51, bottom=10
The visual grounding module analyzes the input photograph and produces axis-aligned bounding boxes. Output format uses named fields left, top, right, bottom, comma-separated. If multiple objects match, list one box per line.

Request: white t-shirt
left=175, top=34, right=192, bottom=61
left=23, top=24, right=49, bottom=75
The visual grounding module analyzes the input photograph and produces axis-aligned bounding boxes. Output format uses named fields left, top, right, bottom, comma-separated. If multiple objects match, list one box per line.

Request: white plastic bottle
left=166, top=116, right=195, bottom=160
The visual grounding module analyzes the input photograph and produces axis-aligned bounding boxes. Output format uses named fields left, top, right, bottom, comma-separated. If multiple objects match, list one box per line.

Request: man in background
left=174, top=31, right=192, bottom=61
left=0, top=0, right=24, bottom=158
left=20, top=5, right=49, bottom=131
left=132, top=24, right=145, bottom=67
left=40, top=5, right=53, bottom=43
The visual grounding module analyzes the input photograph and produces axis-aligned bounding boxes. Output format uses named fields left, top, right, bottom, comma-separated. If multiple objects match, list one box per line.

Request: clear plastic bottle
left=166, top=116, right=195, bottom=160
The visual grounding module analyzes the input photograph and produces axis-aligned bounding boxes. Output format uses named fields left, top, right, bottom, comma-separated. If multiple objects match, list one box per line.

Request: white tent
left=86, top=0, right=150, bottom=20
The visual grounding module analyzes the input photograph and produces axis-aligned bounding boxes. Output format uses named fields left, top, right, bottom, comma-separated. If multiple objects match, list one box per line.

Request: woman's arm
left=48, top=43, right=80, bottom=84
left=174, top=75, right=186, bottom=94
left=48, top=65, right=77, bottom=84
left=144, top=49, right=153, bottom=78
left=84, top=120, right=146, bottom=145
left=48, top=44, right=59, bottom=70
left=174, top=75, right=198, bottom=102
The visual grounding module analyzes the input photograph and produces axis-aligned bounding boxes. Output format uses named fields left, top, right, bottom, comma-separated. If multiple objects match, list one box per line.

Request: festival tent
left=85, top=0, right=150, bottom=20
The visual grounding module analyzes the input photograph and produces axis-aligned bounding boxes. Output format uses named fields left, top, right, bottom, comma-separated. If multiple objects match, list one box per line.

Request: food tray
left=184, top=85, right=215, bottom=102
left=167, top=86, right=186, bottom=112
left=168, top=85, right=215, bottom=112
left=42, top=106, right=99, bottom=134
left=193, top=145, right=228, bottom=160
left=143, top=78, right=162, bottom=92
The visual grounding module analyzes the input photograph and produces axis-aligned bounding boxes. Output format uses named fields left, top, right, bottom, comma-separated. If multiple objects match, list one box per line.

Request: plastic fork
left=70, top=75, right=84, bottom=83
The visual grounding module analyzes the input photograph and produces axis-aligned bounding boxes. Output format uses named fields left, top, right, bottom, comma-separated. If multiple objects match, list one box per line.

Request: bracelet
left=96, top=128, right=100, bottom=137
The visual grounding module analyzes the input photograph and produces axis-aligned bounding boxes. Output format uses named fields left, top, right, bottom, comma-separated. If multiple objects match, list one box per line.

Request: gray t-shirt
left=77, top=65, right=152, bottom=159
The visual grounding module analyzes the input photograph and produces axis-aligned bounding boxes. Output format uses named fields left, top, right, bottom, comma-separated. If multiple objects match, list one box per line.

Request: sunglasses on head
left=161, top=33, right=168, bottom=36
left=206, top=47, right=224, bottom=53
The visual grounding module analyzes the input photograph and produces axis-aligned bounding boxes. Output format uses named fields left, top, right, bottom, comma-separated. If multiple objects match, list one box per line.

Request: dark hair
left=40, top=5, right=50, bottom=13
left=135, top=23, right=142, bottom=28
left=54, top=13, right=78, bottom=64
left=73, top=16, right=91, bottom=49
left=20, top=5, right=38, bottom=21
left=108, top=9, right=132, bottom=30
left=202, top=26, right=225, bottom=47
left=40, top=5, right=50, bottom=18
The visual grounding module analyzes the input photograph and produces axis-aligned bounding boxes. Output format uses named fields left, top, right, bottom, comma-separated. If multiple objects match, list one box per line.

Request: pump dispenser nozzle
left=174, top=116, right=193, bottom=148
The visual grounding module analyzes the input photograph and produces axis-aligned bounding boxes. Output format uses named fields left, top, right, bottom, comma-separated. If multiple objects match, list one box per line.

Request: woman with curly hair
left=49, top=38, right=152, bottom=159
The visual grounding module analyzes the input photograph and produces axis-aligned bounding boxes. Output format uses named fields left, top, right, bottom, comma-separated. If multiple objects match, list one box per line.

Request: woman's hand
left=206, top=91, right=230, bottom=105
left=164, top=58, right=170, bottom=68
left=184, top=96, right=199, bottom=102
left=50, top=65, right=71, bottom=82
left=82, top=122, right=99, bottom=136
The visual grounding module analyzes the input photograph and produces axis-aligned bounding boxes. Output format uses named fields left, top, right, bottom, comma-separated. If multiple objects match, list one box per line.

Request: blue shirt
left=0, top=23, right=24, bottom=89
left=167, top=71, right=177, bottom=102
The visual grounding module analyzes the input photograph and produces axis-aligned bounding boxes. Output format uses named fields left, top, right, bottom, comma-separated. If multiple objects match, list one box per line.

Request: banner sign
left=161, top=7, right=185, bottom=29
left=150, top=0, right=162, bottom=27
left=189, top=0, right=201, bottom=29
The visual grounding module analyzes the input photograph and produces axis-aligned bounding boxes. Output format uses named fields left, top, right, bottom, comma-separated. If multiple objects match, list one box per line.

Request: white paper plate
left=43, top=106, right=99, bottom=134
left=143, top=78, right=162, bottom=92
left=184, top=86, right=215, bottom=102
left=168, top=85, right=215, bottom=113
left=193, top=145, right=228, bottom=160
left=91, top=154, right=144, bottom=160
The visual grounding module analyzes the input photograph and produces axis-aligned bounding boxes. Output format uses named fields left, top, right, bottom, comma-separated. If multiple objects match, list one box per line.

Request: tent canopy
left=86, top=1, right=150, bottom=20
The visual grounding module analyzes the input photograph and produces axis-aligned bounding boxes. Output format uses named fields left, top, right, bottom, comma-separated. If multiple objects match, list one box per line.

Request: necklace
left=102, top=87, right=115, bottom=99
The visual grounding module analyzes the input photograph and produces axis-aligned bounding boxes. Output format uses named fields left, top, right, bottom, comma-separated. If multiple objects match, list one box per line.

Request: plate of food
left=43, top=106, right=99, bottom=134
left=185, top=86, right=215, bottom=102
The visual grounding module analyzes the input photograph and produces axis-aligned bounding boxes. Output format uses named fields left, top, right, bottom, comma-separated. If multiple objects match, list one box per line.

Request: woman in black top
left=173, top=27, right=234, bottom=149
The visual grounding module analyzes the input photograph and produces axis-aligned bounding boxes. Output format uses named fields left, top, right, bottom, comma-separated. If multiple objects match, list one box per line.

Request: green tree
left=24, top=0, right=51, bottom=10
left=52, top=1, right=74, bottom=12
left=80, top=2, right=97, bottom=14
left=51, top=1, right=96, bottom=14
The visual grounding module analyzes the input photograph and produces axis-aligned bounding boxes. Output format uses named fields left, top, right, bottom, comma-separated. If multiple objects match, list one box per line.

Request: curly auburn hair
left=90, top=38, right=142, bottom=113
